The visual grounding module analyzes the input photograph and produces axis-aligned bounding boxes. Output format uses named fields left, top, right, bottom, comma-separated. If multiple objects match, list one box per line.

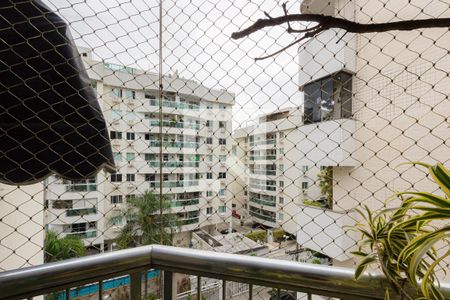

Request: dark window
left=110, top=131, right=122, bottom=139
left=111, top=195, right=123, bottom=204
left=218, top=172, right=226, bottom=179
left=219, top=138, right=226, bottom=145
left=206, top=137, right=213, bottom=144
left=206, top=172, right=213, bottom=179
left=145, top=174, right=155, bottom=181
left=126, top=132, right=135, bottom=140
left=303, top=71, right=352, bottom=124
left=110, top=173, right=122, bottom=182
left=126, top=174, right=135, bottom=182
left=219, top=121, right=225, bottom=128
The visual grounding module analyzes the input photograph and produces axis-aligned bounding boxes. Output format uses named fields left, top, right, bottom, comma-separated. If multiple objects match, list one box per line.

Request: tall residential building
left=231, top=107, right=356, bottom=261
left=232, top=0, right=449, bottom=266
left=296, top=0, right=450, bottom=266
left=44, top=48, right=235, bottom=251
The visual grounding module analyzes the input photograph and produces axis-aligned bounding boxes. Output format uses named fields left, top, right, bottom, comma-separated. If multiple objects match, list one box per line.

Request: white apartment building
left=232, top=107, right=356, bottom=257
left=45, top=48, right=235, bottom=250
left=295, top=0, right=450, bottom=265
left=231, top=0, right=450, bottom=266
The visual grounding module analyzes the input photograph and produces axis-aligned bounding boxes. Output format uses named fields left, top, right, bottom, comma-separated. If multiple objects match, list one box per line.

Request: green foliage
left=302, top=199, right=323, bottom=208
left=44, top=231, right=86, bottom=263
left=317, top=167, right=333, bottom=209
left=245, top=230, right=266, bottom=242
left=112, top=191, right=178, bottom=249
left=311, top=258, right=322, bottom=264
left=245, top=228, right=286, bottom=243
left=351, top=163, right=450, bottom=300
left=393, top=163, right=450, bottom=299
left=350, top=204, right=434, bottom=300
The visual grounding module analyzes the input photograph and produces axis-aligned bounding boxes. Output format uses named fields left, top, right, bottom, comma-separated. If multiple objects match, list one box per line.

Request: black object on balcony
left=0, top=0, right=115, bottom=184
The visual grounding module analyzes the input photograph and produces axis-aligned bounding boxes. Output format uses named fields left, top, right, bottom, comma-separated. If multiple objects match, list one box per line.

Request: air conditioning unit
left=112, top=98, right=121, bottom=105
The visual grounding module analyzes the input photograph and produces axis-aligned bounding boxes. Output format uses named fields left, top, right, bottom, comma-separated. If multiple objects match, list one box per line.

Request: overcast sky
left=43, top=0, right=304, bottom=129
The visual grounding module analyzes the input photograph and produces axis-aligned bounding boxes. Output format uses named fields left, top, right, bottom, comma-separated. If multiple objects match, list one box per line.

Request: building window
left=207, top=155, right=213, bottom=162
left=206, top=137, right=213, bottom=145
left=113, top=152, right=122, bottom=161
left=302, top=165, right=309, bottom=172
left=145, top=93, right=156, bottom=99
left=279, top=164, right=284, bottom=171
left=279, top=181, right=284, bottom=188
left=279, top=197, right=284, bottom=204
left=110, top=131, right=122, bottom=139
left=232, top=145, right=237, bottom=155
left=218, top=206, right=227, bottom=213
left=302, top=182, right=308, bottom=189
left=219, top=138, right=226, bottom=145
left=206, top=191, right=213, bottom=197
left=110, top=195, right=123, bottom=204
left=126, top=132, right=135, bottom=140
left=219, top=189, right=226, bottom=197
left=278, top=213, right=284, bottom=221
left=206, top=207, right=213, bottom=215
left=110, top=216, right=123, bottom=225
left=219, top=121, right=226, bottom=128
left=144, top=153, right=154, bottom=161
left=126, top=174, right=135, bottom=182
left=111, top=87, right=122, bottom=98
left=206, top=173, right=213, bottom=179
left=126, top=153, right=135, bottom=161
left=218, top=172, right=226, bottom=179
left=303, top=71, right=352, bottom=124
left=110, top=173, right=122, bottom=182
left=219, top=155, right=227, bottom=162
left=206, top=120, right=213, bottom=128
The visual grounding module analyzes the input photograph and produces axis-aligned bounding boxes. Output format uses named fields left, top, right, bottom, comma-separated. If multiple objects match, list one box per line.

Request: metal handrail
left=1, top=245, right=450, bottom=300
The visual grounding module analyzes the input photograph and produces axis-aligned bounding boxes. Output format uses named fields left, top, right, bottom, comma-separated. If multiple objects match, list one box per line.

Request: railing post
left=130, top=271, right=142, bottom=300
left=163, top=271, right=175, bottom=300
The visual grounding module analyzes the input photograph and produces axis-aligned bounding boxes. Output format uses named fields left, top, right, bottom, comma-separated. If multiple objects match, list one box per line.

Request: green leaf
left=354, top=253, right=377, bottom=280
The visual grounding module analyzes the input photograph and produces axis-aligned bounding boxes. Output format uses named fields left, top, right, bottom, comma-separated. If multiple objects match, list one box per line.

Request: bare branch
left=255, top=26, right=323, bottom=61
left=231, top=14, right=450, bottom=40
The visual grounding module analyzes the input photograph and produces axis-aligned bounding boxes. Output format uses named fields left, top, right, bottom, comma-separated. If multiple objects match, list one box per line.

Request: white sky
left=43, top=0, right=304, bottom=129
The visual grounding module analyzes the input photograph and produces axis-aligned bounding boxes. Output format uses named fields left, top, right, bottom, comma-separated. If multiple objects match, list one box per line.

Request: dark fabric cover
left=0, top=0, right=115, bottom=184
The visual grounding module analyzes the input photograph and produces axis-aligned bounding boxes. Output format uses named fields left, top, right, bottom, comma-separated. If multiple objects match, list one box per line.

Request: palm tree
left=113, top=191, right=177, bottom=249
left=44, top=230, right=86, bottom=263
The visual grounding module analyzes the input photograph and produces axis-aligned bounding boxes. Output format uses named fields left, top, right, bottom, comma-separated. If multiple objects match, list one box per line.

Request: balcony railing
left=249, top=197, right=276, bottom=207
left=64, top=230, right=97, bottom=239
left=149, top=140, right=199, bottom=149
left=171, top=198, right=200, bottom=207
left=249, top=139, right=276, bottom=146
left=65, top=184, right=97, bottom=192
left=249, top=210, right=276, bottom=222
left=149, top=119, right=200, bottom=130
left=149, top=161, right=199, bottom=168
left=178, top=217, right=200, bottom=225
left=149, top=180, right=199, bottom=188
left=249, top=183, right=276, bottom=191
left=249, top=155, right=276, bottom=160
left=149, top=99, right=200, bottom=110
left=66, top=207, right=97, bottom=217
left=3, top=245, right=448, bottom=300
left=250, top=169, right=276, bottom=176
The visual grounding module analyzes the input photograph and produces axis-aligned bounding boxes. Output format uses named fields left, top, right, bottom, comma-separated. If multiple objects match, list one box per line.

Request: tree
left=231, top=3, right=450, bottom=60
left=44, top=231, right=86, bottom=263
left=113, top=191, right=177, bottom=249
left=317, top=166, right=333, bottom=209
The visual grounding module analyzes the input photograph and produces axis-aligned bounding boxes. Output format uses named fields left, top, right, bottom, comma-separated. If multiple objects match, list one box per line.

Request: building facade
left=45, top=48, right=235, bottom=251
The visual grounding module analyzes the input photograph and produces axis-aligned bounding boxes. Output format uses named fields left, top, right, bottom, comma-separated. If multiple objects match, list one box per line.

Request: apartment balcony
left=149, top=99, right=200, bottom=111
left=148, top=161, right=200, bottom=168
left=297, top=205, right=356, bottom=261
left=4, top=245, right=441, bottom=300
left=149, top=140, right=200, bottom=149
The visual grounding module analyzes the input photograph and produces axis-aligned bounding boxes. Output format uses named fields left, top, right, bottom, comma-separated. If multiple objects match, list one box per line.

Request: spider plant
left=391, top=163, right=450, bottom=300
left=350, top=203, right=434, bottom=300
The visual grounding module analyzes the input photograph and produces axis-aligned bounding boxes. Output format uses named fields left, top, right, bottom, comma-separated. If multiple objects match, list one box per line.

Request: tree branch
left=231, top=14, right=450, bottom=40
